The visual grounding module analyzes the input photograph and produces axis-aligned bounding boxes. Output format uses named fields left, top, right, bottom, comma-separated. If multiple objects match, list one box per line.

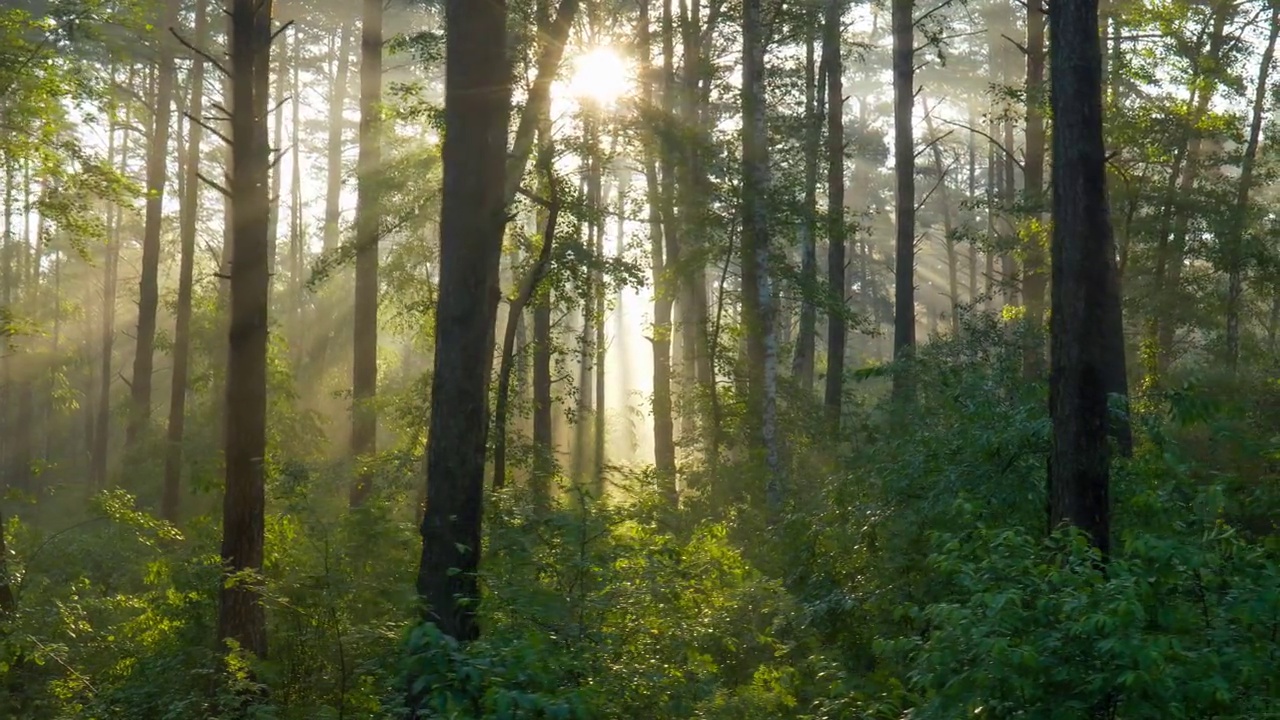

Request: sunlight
left=566, top=46, right=632, bottom=107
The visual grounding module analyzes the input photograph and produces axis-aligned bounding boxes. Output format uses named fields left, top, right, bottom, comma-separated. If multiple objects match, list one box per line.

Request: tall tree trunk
left=923, top=100, right=958, bottom=336
left=349, top=0, right=383, bottom=507
left=741, top=0, right=783, bottom=511
left=1022, top=0, right=1048, bottom=377
left=891, top=0, right=916, bottom=401
left=93, top=79, right=130, bottom=490
left=822, top=0, right=846, bottom=425
left=590, top=130, right=606, bottom=497
left=219, top=0, right=274, bottom=660
left=639, top=0, right=676, bottom=495
left=289, top=33, right=303, bottom=329
left=323, top=24, right=353, bottom=252
left=1048, top=0, right=1129, bottom=558
left=128, top=0, right=181, bottom=450
left=494, top=150, right=558, bottom=494
left=415, top=0, right=510, bottom=643
left=162, top=0, right=209, bottom=522
left=792, top=16, right=821, bottom=391
left=267, top=27, right=287, bottom=298
left=1224, top=7, right=1278, bottom=371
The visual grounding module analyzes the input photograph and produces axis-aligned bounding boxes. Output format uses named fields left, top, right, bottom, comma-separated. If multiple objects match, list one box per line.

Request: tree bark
left=323, top=23, right=353, bottom=252
left=891, top=0, right=916, bottom=401
left=1022, top=0, right=1047, bottom=377
left=741, top=0, right=783, bottom=511
left=822, top=0, right=846, bottom=425
left=127, top=0, right=181, bottom=450
left=415, top=0, right=510, bottom=643
left=162, top=0, right=208, bottom=523
left=793, top=15, right=821, bottom=392
left=218, top=0, right=274, bottom=659
left=349, top=0, right=383, bottom=507
left=1223, top=7, right=1278, bottom=371
left=1048, top=0, right=1128, bottom=559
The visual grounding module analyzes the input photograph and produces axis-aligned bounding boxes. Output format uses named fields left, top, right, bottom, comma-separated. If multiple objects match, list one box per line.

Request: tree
left=349, top=0, right=383, bottom=507
left=161, top=0, right=209, bottom=523
left=741, top=0, right=783, bottom=510
left=219, top=0, right=275, bottom=659
left=892, top=0, right=916, bottom=401
left=415, top=0, right=510, bottom=642
left=822, top=0, right=846, bottom=425
left=1047, top=0, right=1128, bottom=558
left=127, top=0, right=181, bottom=450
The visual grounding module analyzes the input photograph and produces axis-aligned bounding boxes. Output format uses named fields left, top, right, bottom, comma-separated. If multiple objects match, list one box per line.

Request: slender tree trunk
left=415, top=0, right=510, bottom=644
left=1022, top=0, right=1048, bottom=377
left=891, top=0, right=916, bottom=401
left=741, top=0, right=783, bottom=510
left=349, top=0, right=383, bottom=507
left=823, top=0, right=846, bottom=425
left=289, top=32, right=303, bottom=329
left=1224, top=7, right=1278, bottom=371
left=1048, top=0, right=1128, bottom=559
left=162, top=0, right=209, bottom=522
left=128, top=0, right=181, bottom=449
left=923, top=100, right=958, bottom=336
left=639, top=0, right=676, bottom=495
left=218, top=0, right=274, bottom=660
left=494, top=151, right=558, bottom=493
left=93, top=82, right=130, bottom=489
left=323, top=24, right=353, bottom=252
left=267, top=27, right=287, bottom=298
left=591, top=135, right=606, bottom=497
left=793, top=17, right=821, bottom=391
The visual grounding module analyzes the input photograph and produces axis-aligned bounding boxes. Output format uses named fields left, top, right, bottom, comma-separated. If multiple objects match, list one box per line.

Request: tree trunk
left=793, top=16, right=821, bottom=392
left=1223, top=7, right=1278, bottom=371
left=127, top=0, right=181, bottom=450
left=639, top=0, right=676, bottom=496
left=741, top=0, right=783, bottom=511
left=891, top=0, right=916, bottom=401
left=162, top=0, right=208, bottom=523
left=323, top=24, right=353, bottom=252
left=1022, top=0, right=1048, bottom=377
left=415, top=0, right=510, bottom=643
left=494, top=151, right=558, bottom=493
left=218, top=0, right=274, bottom=659
left=822, top=0, right=846, bottom=425
left=1048, top=0, right=1128, bottom=559
left=267, top=27, right=287, bottom=299
left=349, top=0, right=383, bottom=507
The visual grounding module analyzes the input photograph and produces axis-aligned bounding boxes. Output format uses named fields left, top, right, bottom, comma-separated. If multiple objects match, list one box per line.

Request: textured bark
left=1022, top=0, right=1047, bottom=378
left=127, top=0, right=181, bottom=450
left=741, top=0, right=783, bottom=510
left=267, top=28, right=286, bottom=294
left=1224, top=7, right=1278, bottom=371
left=792, top=18, right=820, bottom=392
left=92, top=79, right=130, bottom=489
left=415, top=0, right=510, bottom=642
left=891, top=0, right=916, bottom=401
left=349, top=0, right=383, bottom=507
left=1048, top=0, right=1128, bottom=558
left=639, top=0, right=676, bottom=493
left=494, top=151, right=557, bottom=493
left=218, top=0, right=273, bottom=659
left=162, top=0, right=208, bottom=523
left=323, top=24, right=353, bottom=252
left=822, top=0, right=845, bottom=425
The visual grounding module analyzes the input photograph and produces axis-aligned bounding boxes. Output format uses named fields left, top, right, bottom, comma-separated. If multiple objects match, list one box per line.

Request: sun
left=567, top=46, right=631, bottom=107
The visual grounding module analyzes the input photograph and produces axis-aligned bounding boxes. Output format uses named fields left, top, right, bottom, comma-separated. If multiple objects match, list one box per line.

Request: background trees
left=3, top=0, right=1280, bottom=716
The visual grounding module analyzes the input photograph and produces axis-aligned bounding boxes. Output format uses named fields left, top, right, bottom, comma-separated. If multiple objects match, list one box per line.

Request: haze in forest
left=3, top=0, right=1280, bottom=716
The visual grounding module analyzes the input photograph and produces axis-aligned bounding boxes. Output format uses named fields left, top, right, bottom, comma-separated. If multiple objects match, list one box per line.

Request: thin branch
left=185, top=112, right=232, bottom=147
left=270, top=19, right=295, bottom=44
left=914, top=129, right=955, bottom=159
left=196, top=172, right=231, bottom=197
left=914, top=0, right=962, bottom=27
left=937, top=117, right=1026, bottom=173
left=170, top=28, right=229, bottom=76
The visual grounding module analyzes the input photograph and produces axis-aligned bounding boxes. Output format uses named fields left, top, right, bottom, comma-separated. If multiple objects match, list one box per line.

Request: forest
left=1, top=0, right=1279, bottom=716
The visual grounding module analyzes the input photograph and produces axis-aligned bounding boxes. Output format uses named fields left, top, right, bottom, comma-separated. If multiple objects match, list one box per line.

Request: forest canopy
left=2, top=0, right=1280, bottom=717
